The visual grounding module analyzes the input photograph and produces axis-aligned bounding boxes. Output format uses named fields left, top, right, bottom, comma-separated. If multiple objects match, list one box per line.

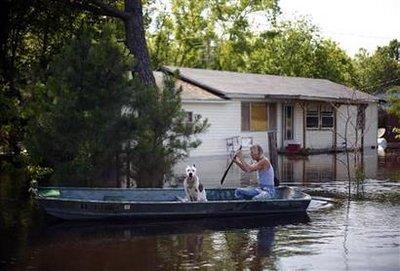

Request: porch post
left=267, top=131, right=279, bottom=181
left=333, top=103, right=338, bottom=151
left=301, top=102, right=307, bottom=149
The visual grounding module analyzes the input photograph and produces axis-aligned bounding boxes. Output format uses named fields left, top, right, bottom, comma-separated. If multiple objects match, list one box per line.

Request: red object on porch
left=285, top=142, right=302, bottom=154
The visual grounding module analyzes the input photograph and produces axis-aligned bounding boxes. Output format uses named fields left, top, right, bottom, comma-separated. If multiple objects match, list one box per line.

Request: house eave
left=264, top=94, right=377, bottom=105
left=182, top=99, right=230, bottom=104
left=224, top=94, right=377, bottom=105
left=160, top=66, right=230, bottom=100
left=226, top=93, right=265, bottom=100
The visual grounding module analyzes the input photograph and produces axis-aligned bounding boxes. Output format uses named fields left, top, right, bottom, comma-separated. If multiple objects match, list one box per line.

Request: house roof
left=154, top=71, right=223, bottom=102
left=161, top=66, right=378, bottom=104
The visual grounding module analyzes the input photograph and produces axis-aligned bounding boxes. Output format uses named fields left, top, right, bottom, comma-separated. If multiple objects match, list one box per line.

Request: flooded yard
left=1, top=149, right=399, bottom=271
left=174, top=148, right=400, bottom=192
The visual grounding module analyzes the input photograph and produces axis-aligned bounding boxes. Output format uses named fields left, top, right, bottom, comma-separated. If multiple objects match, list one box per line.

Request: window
left=321, top=105, right=334, bottom=128
left=357, top=105, right=366, bottom=130
left=306, top=105, right=319, bottom=128
left=306, top=104, right=334, bottom=129
left=283, top=105, right=294, bottom=140
left=241, top=102, right=269, bottom=131
left=184, top=111, right=202, bottom=123
left=185, top=111, right=193, bottom=123
left=241, top=103, right=250, bottom=131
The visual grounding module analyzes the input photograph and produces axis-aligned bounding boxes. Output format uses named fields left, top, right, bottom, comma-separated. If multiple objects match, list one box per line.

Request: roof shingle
left=162, top=66, right=378, bottom=104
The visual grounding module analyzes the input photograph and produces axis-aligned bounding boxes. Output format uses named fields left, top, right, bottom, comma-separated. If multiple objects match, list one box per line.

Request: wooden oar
left=220, top=146, right=242, bottom=185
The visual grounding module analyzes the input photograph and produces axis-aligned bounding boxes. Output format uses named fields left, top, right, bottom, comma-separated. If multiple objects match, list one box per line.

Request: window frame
left=283, top=104, right=294, bottom=140
left=241, top=102, right=269, bottom=132
left=306, top=104, right=319, bottom=129
left=185, top=111, right=193, bottom=123
left=306, top=104, right=334, bottom=130
left=320, top=105, right=334, bottom=128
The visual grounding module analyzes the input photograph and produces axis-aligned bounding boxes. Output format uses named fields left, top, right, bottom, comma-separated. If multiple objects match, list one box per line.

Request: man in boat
left=233, top=144, right=275, bottom=200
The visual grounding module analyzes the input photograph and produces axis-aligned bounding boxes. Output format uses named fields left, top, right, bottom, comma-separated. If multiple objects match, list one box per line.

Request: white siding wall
left=287, top=103, right=379, bottom=150
left=364, top=103, right=378, bottom=148
left=182, top=100, right=378, bottom=157
left=336, top=105, right=358, bottom=148
left=182, top=102, right=239, bottom=157
left=335, top=104, right=377, bottom=149
left=183, top=101, right=275, bottom=157
left=281, top=103, right=336, bottom=150
left=306, top=130, right=334, bottom=149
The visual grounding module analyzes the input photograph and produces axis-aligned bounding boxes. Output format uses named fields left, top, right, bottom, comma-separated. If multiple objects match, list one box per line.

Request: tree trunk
left=124, top=0, right=155, bottom=86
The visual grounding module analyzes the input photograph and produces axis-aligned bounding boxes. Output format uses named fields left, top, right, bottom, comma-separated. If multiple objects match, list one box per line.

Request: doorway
left=283, top=104, right=294, bottom=142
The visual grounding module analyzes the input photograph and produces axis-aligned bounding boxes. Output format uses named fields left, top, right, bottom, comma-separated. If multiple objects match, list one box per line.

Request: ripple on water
left=307, top=197, right=337, bottom=211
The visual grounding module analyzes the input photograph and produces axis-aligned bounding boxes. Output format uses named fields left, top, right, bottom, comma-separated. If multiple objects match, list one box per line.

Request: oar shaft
left=220, top=159, right=235, bottom=185
left=220, top=146, right=242, bottom=185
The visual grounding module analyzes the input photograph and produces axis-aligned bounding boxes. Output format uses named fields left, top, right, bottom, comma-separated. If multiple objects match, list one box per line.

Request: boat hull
left=36, top=186, right=311, bottom=221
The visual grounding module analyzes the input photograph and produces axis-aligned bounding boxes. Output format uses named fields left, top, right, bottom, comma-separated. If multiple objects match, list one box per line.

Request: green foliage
left=0, top=0, right=93, bottom=162
left=249, top=19, right=318, bottom=76
left=26, top=165, right=53, bottom=182
left=147, top=0, right=279, bottom=69
left=387, top=86, right=400, bottom=117
left=314, top=39, right=355, bottom=84
left=352, top=40, right=400, bottom=93
left=3, top=0, right=399, bottom=188
left=147, top=5, right=354, bottom=85
left=352, top=40, right=400, bottom=140
left=0, top=80, right=18, bottom=155
left=387, top=86, right=400, bottom=140
left=353, top=165, right=365, bottom=195
left=246, top=18, right=354, bottom=85
left=125, top=74, right=209, bottom=187
left=147, top=1, right=399, bottom=93
left=24, top=23, right=208, bottom=187
left=26, top=24, right=133, bottom=185
left=148, top=0, right=219, bottom=68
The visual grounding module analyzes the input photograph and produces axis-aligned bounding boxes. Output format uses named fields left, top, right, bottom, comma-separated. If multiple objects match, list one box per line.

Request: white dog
left=184, top=165, right=207, bottom=202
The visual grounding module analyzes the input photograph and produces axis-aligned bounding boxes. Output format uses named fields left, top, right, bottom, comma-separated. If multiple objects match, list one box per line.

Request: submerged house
left=159, top=66, right=379, bottom=157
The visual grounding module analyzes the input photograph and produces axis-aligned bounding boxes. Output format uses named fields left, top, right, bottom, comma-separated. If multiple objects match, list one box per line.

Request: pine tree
left=124, top=74, right=209, bottom=187
left=26, top=24, right=133, bottom=185
left=26, top=23, right=209, bottom=187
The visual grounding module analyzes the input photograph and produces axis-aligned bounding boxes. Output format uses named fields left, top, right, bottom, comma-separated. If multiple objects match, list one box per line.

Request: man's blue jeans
left=234, top=186, right=275, bottom=200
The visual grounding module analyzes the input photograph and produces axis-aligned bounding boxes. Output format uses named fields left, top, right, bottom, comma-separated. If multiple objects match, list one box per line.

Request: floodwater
left=1, top=149, right=399, bottom=271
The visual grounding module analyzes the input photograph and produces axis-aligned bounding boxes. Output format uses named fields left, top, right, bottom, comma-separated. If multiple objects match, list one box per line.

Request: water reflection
left=377, top=149, right=400, bottom=180
left=279, top=149, right=383, bottom=184
left=175, top=149, right=400, bottom=201
left=176, top=149, right=400, bottom=188
left=2, top=150, right=400, bottom=270
left=4, top=214, right=309, bottom=271
left=256, top=226, right=275, bottom=257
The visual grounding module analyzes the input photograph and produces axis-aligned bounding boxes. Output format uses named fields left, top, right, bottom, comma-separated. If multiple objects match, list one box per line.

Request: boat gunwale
left=36, top=186, right=311, bottom=204
left=35, top=186, right=312, bottom=220
left=37, top=196, right=311, bottom=205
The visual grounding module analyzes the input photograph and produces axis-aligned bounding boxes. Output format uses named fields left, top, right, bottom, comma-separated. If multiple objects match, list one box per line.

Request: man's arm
left=234, top=153, right=268, bottom=173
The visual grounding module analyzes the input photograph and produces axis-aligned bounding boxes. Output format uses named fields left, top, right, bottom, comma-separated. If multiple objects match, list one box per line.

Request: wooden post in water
left=267, top=130, right=280, bottom=183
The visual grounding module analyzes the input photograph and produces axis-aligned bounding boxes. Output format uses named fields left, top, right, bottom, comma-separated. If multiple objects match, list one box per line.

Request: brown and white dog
left=184, top=165, right=207, bottom=202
